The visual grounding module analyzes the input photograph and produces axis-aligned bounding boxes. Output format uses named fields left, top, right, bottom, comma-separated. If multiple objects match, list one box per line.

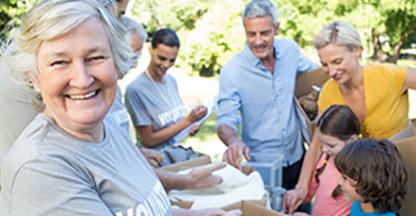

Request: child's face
left=338, top=174, right=362, bottom=201
left=318, top=130, right=348, bottom=156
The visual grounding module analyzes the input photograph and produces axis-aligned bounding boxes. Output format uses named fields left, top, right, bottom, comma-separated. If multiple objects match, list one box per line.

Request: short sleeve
left=9, top=157, right=112, bottom=216
left=292, top=40, right=317, bottom=73
left=384, top=64, right=407, bottom=92
left=125, top=86, right=152, bottom=126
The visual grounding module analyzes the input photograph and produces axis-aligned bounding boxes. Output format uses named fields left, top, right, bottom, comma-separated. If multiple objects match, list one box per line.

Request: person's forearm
left=217, top=124, right=240, bottom=146
left=138, top=118, right=193, bottom=148
left=173, top=208, right=193, bottom=216
left=296, top=133, right=321, bottom=189
left=156, top=169, right=188, bottom=192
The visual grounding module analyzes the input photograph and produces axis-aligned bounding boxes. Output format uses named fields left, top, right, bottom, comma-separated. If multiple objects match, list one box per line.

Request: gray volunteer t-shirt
left=108, top=86, right=130, bottom=136
left=125, top=72, right=186, bottom=149
left=1, top=113, right=172, bottom=216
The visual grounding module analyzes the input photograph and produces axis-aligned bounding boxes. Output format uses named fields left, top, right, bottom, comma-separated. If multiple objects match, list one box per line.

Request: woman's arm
left=402, top=67, right=416, bottom=93
left=137, top=105, right=207, bottom=148
left=284, top=130, right=322, bottom=213
left=155, top=162, right=226, bottom=192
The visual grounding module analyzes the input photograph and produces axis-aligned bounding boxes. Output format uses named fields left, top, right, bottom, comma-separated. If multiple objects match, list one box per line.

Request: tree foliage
left=0, top=0, right=35, bottom=41
left=1, top=0, right=415, bottom=75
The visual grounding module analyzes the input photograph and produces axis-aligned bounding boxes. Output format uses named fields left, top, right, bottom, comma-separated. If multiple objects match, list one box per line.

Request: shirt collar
left=243, top=39, right=281, bottom=67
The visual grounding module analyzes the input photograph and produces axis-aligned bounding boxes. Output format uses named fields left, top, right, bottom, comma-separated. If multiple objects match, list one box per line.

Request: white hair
left=314, top=21, right=362, bottom=51
left=1, top=0, right=134, bottom=104
left=242, top=0, right=279, bottom=26
left=120, top=16, right=147, bottom=42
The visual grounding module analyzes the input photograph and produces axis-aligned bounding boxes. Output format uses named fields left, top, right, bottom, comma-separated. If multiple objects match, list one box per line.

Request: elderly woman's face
left=33, top=17, right=117, bottom=138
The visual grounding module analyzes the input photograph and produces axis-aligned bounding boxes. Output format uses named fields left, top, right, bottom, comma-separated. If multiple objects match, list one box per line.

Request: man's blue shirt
left=217, top=38, right=317, bottom=165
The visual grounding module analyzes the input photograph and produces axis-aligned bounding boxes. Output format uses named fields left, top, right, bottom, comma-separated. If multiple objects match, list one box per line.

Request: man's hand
left=140, top=147, right=164, bottom=168
left=284, top=186, right=307, bottom=214
left=187, top=105, right=208, bottom=123
left=223, top=139, right=250, bottom=170
left=184, top=162, right=227, bottom=190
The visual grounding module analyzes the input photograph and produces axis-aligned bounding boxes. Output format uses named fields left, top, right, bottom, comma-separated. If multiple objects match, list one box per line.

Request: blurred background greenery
left=2, top=0, right=416, bottom=74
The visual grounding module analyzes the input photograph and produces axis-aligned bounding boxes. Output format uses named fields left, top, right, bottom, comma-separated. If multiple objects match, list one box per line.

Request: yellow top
left=318, top=63, right=408, bottom=139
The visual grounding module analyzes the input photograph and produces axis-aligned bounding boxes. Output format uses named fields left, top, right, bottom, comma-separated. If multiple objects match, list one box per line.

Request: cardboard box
left=173, top=200, right=283, bottom=216
left=295, top=67, right=330, bottom=140
left=395, top=136, right=416, bottom=216
left=162, top=156, right=266, bottom=209
left=222, top=200, right=284, bottom=216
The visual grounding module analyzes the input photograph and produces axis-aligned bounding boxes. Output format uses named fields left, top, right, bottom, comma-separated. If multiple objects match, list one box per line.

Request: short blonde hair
left=7, top=0, right=133, bottom=85
left=313, top=21, right=362, bottom=51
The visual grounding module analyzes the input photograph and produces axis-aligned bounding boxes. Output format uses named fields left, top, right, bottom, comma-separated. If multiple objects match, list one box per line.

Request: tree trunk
left=387, top=40, right=403, bottom=64
left=371, top=28, right=388, bottom=62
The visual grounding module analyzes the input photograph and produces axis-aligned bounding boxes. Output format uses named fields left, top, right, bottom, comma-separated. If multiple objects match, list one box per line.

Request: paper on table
left=172, top=96, right=217, bottom=143
left=169, top=171, right=266, bottom=209
left=177, top=165, right=251, bottom=193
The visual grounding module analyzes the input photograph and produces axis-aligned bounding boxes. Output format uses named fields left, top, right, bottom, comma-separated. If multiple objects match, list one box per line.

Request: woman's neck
left=360, top=201, right=375, bottom=213
left=342, top=65, right=364, bottom=91
left=147, top=66, right=162, bottom=83
left=43, top=109, right=104, bottom=142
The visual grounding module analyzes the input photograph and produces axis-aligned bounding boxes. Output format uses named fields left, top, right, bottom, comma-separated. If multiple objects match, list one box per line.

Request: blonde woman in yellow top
left=285, top=20, right=416, bottom=213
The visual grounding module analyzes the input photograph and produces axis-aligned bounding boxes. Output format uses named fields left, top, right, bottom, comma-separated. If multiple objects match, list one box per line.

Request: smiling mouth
left=67, top=90, right=99, bottom=100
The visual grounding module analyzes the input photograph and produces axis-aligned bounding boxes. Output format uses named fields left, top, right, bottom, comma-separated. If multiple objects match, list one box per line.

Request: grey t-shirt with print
left=1, top=113, right=172, bottom=216
left=125, top=72, right=186, bottom=149
left=108, top=86, right=130, bottom=136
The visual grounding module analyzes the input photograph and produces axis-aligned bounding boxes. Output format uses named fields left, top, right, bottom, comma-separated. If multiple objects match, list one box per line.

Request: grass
left=181, top=116, right=227, bottom=162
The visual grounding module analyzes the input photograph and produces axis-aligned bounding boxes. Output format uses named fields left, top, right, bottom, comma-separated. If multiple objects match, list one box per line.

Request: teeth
left=69, top=91, right=97, bottom=100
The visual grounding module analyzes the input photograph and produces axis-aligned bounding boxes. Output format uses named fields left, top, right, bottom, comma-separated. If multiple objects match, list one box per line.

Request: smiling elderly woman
left=0, top=1, right=236, bottom=216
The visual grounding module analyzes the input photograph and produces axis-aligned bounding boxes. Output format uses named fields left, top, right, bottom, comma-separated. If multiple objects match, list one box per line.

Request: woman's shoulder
left=364, top=63, right=407, bottom=75
left=126, top=72, right=152, bottom=91
left=2, top=114, right=80, bottom=192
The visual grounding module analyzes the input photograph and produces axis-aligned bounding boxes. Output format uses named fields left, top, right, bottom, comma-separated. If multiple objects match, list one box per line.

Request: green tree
left=0, top=0, right=35, bottom=41
left=132, top=0, right=214, bottom=32
left=276, top=0, right=416, bottom=63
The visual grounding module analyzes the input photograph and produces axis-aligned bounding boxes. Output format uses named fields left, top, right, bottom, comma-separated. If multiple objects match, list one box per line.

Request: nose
left=69, top=62, right=94, bottom=88
left=162, top=60, right=172, bottom=70
left=254, top=34, right=263, bottom=46
left=328, top=65, right=337, bottom=77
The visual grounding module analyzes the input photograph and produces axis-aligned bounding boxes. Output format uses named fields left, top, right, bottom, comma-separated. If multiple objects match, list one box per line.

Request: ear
left=354, top=47, right=363, bottom=59
left=274, top=22, right=280, bottom=36
left=28, top=70, right=41, bottom=93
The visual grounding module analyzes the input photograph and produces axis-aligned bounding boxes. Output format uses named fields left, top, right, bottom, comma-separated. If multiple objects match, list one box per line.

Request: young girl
left=285, top=104, right=360, bottom=215
left=334, top=139, right=408, bottom=216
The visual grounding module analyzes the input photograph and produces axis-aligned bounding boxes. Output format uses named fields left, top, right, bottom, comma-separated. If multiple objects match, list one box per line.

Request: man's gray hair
left=242, top=0, right=278, bottom=26
left=120, top=16, right=148, bottom=42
